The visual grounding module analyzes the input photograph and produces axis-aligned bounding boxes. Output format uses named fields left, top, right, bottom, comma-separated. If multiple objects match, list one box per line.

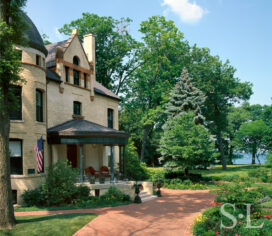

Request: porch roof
left=47, top=119, right=129, bottom=145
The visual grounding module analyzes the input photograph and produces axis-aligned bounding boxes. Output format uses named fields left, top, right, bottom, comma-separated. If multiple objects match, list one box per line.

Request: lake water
left=233, top=153, right=267, bottom=165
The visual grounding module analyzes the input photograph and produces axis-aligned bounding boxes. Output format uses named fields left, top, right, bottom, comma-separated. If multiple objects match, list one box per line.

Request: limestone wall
left=10, top=46, right=48, bottom=203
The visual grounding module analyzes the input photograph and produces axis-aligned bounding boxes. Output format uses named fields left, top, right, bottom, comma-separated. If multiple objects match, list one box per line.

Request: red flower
left=238, top=221, right=242, bottom=224
left=263, top=214, right=271, bottom=218
left=216, top=232, right=219, bottom=234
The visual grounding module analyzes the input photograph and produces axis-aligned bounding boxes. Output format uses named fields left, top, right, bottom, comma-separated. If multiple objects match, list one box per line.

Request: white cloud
left=162, top=0, right=207, bottom=23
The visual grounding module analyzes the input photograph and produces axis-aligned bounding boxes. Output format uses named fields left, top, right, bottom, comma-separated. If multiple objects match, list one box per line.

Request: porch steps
left=139, top=191, right=157, bottom=203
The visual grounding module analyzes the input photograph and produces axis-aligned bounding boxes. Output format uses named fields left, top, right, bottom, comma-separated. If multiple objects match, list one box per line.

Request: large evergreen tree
left=0, top=0, right=27, bottom=229
left=159, top=112, right=215, bottom=175
left=166, top=68, right=206, bottom=125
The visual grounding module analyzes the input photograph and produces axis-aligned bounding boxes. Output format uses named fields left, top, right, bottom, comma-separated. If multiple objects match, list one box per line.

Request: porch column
left=119, top=145, right=122, bottom=173
left=123, top=145, right=126, bottom=179
left=110, top=146, right=114, bottom=183
left=79, top=144, right=84, bottom=183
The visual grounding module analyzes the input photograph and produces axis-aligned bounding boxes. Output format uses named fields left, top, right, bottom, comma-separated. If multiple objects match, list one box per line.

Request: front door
left=67, top=144, right=77, bottom=168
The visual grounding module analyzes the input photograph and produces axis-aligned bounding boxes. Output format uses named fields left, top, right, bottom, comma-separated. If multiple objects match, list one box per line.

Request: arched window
left=73, top=56, right=80, bottom=66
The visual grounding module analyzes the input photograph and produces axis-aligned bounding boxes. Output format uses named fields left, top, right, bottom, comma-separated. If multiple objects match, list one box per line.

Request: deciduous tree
left=0, top=0, right=27, bottom=229
left=189, top=46, right=252, bottom=169
left=233, top=120, right=268, bottom=164
left=123, top=16, right=190, bottom=162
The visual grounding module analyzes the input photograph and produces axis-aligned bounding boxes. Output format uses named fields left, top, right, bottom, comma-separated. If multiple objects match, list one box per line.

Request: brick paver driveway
left=74, top=188, right=216, bottom=236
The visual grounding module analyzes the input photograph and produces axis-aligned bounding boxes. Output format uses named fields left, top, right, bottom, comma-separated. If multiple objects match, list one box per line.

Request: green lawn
left=191, top=164, right=263, bottom=178
left=0, top=213, right=96, bottom=236
left=15, top=201, right=131, bottom=212
left=147, top=164, right=264, bottom=178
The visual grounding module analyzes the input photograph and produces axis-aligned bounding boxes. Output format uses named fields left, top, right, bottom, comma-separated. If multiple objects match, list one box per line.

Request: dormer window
left=73, top=56, right=80, bottom=66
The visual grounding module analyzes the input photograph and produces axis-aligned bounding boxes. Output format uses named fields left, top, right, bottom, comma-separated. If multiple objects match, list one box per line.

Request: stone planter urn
left=155, top=179, right=164, bottom=197
left=134, top=182, right=143, bottom=203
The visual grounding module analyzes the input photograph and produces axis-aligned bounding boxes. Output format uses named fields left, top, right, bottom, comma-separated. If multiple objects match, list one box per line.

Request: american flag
left=35, top=136, right=43, bottom=173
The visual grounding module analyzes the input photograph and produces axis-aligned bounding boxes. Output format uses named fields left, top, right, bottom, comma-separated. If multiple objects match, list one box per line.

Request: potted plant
left=99, top=175, right=105, bottom=184
left=155, top=179, right=164, bottom=197
left=134, top=182, right=143, bottom=203
left=115, top=171, right=122, bottom=183
left=89, top=175, right=96, bottom=184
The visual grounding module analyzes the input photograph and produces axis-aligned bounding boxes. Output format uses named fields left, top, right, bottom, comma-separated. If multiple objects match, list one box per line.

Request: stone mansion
left=8, top=13, right=129, bottom=204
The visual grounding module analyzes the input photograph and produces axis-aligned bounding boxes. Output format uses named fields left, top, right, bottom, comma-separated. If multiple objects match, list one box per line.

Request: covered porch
left=47, top=119, right=129, bottom=183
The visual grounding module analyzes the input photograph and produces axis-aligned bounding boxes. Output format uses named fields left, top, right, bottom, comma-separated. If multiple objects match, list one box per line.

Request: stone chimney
left=83, top=33, right=96, bottom=99
left=83, top=33, right=95, bottom=68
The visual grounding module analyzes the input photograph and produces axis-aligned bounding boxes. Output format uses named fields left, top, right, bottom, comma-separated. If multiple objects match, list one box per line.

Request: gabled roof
left=45, top=39, right=120, bottom=101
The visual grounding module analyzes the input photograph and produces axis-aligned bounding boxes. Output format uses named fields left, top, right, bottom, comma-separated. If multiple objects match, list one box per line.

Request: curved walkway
left=15, top=189, right=216, bottom=236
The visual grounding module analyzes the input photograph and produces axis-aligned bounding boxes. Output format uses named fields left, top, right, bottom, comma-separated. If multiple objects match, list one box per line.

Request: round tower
left=10, top=13, right=48, bottom=204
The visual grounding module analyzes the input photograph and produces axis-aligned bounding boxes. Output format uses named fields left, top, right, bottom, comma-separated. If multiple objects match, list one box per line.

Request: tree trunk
left=217, top=131, right=227, bottom=170
left=228, top=144, right=234, bottom=165
left=252, top=145, right=256, bottom=165
left=0, top=83, right=16, bottom=229
left=140, top=125, right=151, bottom=162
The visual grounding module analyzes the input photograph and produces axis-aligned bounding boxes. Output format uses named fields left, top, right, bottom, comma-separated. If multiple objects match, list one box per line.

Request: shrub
left=101, top=186, right=130, bottom=202
left=22, top=188, right=45, bottom=207
left=164, top=171, right=203, bottom=182
left=164, top=171, right=184, bottom=179
left=164, top=178, right=207, bottom=190
left=74, top=185, right=90, bottom=200
left=215, top=182, right=263, bottom=208
left=42, top=161, right=78, bottom=206
left=147, top=168, right=165, bottom=182
left=126, top=139, right=149, bottom=181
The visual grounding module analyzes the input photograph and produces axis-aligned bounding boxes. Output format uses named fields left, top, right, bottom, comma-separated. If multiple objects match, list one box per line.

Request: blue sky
left=25, top=0, right=272, bottom=105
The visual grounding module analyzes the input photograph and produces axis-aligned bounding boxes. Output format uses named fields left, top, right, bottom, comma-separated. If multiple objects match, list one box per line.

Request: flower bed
left=192, top=182, right=272, bottom=235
